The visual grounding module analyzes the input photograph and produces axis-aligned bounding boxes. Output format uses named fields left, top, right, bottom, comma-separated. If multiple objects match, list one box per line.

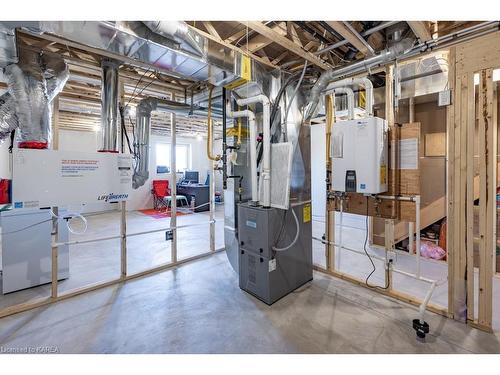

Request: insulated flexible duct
left=0, top=49, right=69, bottom=147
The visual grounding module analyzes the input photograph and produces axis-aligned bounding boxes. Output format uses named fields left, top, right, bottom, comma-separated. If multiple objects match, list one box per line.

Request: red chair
left=152, top=180, right=188, bottom=211
left=152, top=180, right=170, bottom=210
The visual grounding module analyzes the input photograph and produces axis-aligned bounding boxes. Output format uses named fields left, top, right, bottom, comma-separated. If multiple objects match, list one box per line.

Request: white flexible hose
left=272, top=208, right=300, bottom=252
left=50, top=209, right=88, bottom=235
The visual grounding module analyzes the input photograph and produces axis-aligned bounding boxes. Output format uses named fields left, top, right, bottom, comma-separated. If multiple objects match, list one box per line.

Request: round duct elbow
left=132, top=171, right=149, bottom=190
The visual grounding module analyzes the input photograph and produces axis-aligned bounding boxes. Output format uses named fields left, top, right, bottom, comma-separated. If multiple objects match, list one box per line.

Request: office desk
left=176, top=183, right=209, bottom=212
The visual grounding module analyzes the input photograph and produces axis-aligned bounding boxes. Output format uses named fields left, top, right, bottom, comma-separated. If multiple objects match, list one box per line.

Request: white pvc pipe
left=415, top=195, right=421, bottom=278
left=349, top=77, right=374, bottom=116
left=227, top=103, right=258, bottom=204
left=324, top=87, right=355, bottom=120
left=323, top=76, right=374, bottom=117
left=236, top=95, right=271, bottom=207
left=419, top=281, right=437, bottom=324
left=338, top=199, right=344, bottom=269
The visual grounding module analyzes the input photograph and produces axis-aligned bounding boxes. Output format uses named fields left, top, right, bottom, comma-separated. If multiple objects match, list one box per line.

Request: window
left=155, top=143, right=191, bottom=173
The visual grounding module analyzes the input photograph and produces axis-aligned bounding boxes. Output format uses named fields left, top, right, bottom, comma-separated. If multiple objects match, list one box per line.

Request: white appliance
left=331, top=117, right=388, bottom=194
left=12, top=149, right=132, bottom=209
left=1, top=209, right=69, bottom=294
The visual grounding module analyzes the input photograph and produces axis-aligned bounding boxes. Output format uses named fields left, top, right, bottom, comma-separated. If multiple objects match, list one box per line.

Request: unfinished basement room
left=1, top=1, right=500, bottom=371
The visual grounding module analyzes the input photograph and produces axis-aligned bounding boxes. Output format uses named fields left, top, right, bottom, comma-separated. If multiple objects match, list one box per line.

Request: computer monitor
left=184, top=171, right=199, bottom=184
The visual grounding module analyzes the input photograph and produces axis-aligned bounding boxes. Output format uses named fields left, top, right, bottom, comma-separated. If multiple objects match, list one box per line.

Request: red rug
left=139, top=208, right=193, bottom=219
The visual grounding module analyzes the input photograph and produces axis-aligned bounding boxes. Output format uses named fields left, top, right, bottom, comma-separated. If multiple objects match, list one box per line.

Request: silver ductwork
left=305, top=49, right=397, bottom=120
left=0, top=93, right=18, bottom=140
left=100, top=59, right=120, bottom=152
left=0, top=21, right=266, bottom=91
left=0, top=49, right=69, bottom=146
left=142, top=21, right=204, bottom=57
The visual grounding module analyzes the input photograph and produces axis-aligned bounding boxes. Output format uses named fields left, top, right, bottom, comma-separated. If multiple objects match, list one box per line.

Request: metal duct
left=0, top=93, right=18, bottom=140
left=305, top=48, right=398, bottom=120
left=0, top=21, right=264, bottom=89
left=132, top=97, right=222, bottom=189
left=0, top=49, right=69, bottom=147
left=100, top=59, right=120, bottom=152
left=142, top=21, right=204, bottom=57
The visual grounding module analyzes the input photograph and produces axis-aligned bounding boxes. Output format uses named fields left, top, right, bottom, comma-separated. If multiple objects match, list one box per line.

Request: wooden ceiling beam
left=225, top=27, right=248, bottom=44
left=187, top=23, right=278, bottom=69
left=286, top=22, right=303, bottom=48
left=324, top=21, right=374, bottom=56
left=407, top=21, right=433, bottom=42
left=244, top=22, right=287, bottom=53
left=202, top=21, right=222, bottom=40
left=243, top=21, right=330, bottom=70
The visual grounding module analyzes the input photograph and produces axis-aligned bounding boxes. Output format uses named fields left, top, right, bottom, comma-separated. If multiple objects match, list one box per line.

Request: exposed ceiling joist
left=186, top=23, right=278, bottom=69
left=244, top=22, right=287, bottom=53
left=286, top=22, right=303, bottom=47
left=202, top=21, right=221, bottom=40
left=325, top=21, right=374, bottom=56
left=407, top=21, right=433, bottom=42
left=225, top=27, right=248, bottom=44
left=243, top=21, right=330, bottom=70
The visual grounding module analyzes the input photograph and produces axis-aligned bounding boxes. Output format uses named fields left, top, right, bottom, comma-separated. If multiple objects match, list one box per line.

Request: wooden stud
left=314, top=266, right=450, bottom=318
left=466, top=72, right=475, bottom=322
left=325, top=21, right=373, bottom=56
left=407, top=21, right=433, bottom=42
left=244, top=22, right=287, bottom=53
left=287, top=22, right=303, bottom=47
left=243, top=21, right=330, bottom=69
left=187, top=24, right=278, bottom=69
left=477, top=68, right=495, bottom=329
left=0, top=248, right=225, bottom=319
left=202, top=21, right=221, bottom=40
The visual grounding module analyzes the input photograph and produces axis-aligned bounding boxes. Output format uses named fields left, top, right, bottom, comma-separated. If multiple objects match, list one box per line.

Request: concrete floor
left=1, top=251, right=500, bottom=353
left=312, top=213, right=500, bottom=331
left=0, top=206, right=225, bottom=310
left=1, top=206, right=500, bottom=353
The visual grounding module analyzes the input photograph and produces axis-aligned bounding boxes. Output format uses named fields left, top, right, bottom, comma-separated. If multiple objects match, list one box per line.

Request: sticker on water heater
left=360, top=184, right=366, bottom=190
left=269, top=259, right=277, bottom=272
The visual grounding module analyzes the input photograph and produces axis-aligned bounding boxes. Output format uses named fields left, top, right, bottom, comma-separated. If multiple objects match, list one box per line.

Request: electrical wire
left=272, top=207, right=301, bottom=252
left=50, top=209, right=88, bottom=235
left=363, top=196, right=390, bottom=290
left=0, top=209, right=88, bottom=236
left=1, top=218, right=53, bottom=235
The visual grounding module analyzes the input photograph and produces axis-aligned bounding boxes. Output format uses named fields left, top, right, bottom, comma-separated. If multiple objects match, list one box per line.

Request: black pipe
left=222, top=87, right=228, bottom=190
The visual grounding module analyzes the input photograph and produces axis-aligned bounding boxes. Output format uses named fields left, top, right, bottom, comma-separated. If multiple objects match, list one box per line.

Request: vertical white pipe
left=328, top=87, right=355, bottom=120
left=209, top=147, right=215, bottom=252
left=170, top=112, right=177, bottom=263
left=337, top=198, right=344, bottom=270
left=408, top=221, right=414, bottom=254
left=236, top=95, right=271, bottom=207
left=227, top=102, right=258, bottom=204
left=262, top=101, right=271, bottom=207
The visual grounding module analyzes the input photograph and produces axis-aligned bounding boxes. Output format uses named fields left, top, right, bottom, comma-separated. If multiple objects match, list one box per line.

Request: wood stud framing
left=243, top=21, right=330, bottom=69
left=448, top=31, right=500, bottom=331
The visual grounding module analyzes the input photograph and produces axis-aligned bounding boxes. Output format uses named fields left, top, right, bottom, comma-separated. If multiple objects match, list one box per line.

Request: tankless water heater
left=331, top=117, right=388, bottom=194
